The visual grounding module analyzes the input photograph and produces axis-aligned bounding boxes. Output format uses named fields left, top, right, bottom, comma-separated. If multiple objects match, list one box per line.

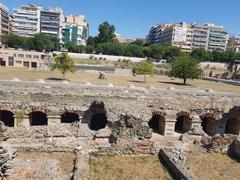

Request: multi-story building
left=65, top=15, right=88, bottom=27
left=206, top=24, right=228, bottom=52
left=63, top=15, right=89, bottom=45
left=0, top=4, right=12, bottom=36
left=40, top=7, right=64, bottom=41
left=227, top=36, right=240, bottom=52
left=115, top=33, right=136, bottom=43
left=12, top=4, right=42, bottom=37
left=146, top=22, right=229, bottom=52
left=145, top=24, right=171, bottom=45
left=161, top=23, right=193, bottom=52
left=192, top=24, right=210, bottom=50
left=0, top=48, right=52, bottom=68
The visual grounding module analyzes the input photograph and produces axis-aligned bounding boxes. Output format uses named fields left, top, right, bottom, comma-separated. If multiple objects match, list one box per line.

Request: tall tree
left=132, top=60, right=156, bottom=82
left=169, top=55, right=202, bottom=85
left=97, top=21, right=116, bottom=43
left=51, top=53, right=76, bottom=79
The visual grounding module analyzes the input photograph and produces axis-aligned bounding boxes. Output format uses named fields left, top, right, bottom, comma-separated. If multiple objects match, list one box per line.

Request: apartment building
left=161, top=23, right=193, bottom=52
left=146, top=22, right=229, bottom=52
left=227, top=36, right=240, bottom=52
left=206, top=24, right=228, bottom=52
left=0, top=4, right=12, bottom=36
left=63, top=15, right=89, bottom=45
left=0, top=48, right=52, bottom=68
left=40, top=7, right=64, bottom=41
left=192, top=24, right=210, bottom=50
left=12, top=4, right=42, bottom=37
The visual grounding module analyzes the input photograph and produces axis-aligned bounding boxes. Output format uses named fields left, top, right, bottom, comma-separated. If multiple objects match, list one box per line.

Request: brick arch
left=148, top=111, right=166, bottom=135
left=0, top=110, right=15, bottom=127
left=175, top=111, right=192, bottom=134
left=200, top=112, right=218, bottom=136
left=28, top=110, right=48, bottom=126
left=223, top=106, right=240, bottom=135
left=82, top=100, right=108, bottom=131
left=61, top=111, right=80, bottom=123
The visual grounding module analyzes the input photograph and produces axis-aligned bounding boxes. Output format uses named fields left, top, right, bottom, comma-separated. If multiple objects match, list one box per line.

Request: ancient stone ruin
left=0, top=81, right=240, bottom=179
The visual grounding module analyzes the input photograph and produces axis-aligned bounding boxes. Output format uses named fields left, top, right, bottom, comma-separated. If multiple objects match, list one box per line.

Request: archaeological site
left=0, top=80, right=240, bottom=179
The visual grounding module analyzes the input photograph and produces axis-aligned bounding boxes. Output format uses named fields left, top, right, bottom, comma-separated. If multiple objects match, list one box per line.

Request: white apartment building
left=146, top=22, right=229, bottom=52
left=40, top=7, right=64, bottom=41
left=192, top=24, right=210, bottom=50
left=0, top=4, right=12, bottom=36
left=161, top=23, right=193, bottom=52
left=206, top=24, right=229, bottom=52
left=12, top=4, right=42, bottom=37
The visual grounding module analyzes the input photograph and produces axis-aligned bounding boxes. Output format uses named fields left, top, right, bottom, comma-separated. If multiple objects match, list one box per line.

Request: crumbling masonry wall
left=0, top=81, right=240, bottom=138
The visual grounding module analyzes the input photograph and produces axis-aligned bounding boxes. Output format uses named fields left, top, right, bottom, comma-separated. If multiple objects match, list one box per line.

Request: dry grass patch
left=186, top=147, right=240, bottom=180
left=0, top=67, right=240, bottom=93
left=7, top=152, right=75, bottom=180
left=89, top=155, right=172, bottom=180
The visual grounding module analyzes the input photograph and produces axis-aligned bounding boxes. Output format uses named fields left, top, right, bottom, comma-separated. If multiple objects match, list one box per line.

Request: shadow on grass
left=128, top=80, right=146, bottom=84
left=46, top=77, right=66, bottom=81
left=158, top=81, right=192, bottom=86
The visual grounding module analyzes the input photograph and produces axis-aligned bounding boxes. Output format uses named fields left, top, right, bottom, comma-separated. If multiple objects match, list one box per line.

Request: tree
left=169, top=55, right=202, bottom=85
left=191, top=48, right=209, bottom=62
left=97, top=21, right=116, bottom=43
left=51, top=53, right=76, bottom=79
left=87, top=36, right=96, bottom=47
left=1, top=34, right=27, bottom=49
left=132, top=60, right=156, bottom=82
left=124, top=44, right=144, bottom=57
left=27, top=33, right=58, bottom=52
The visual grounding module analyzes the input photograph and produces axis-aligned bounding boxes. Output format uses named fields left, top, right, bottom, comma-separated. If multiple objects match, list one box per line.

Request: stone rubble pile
left=0, top=143, right=15, bottom=179
left=209, top=134, right=237, bottom=153
left=111, top=114, right=152, bottom=141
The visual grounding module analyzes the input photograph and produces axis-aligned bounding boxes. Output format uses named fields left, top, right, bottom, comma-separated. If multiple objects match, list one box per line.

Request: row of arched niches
left=0, top=102, right=239, bottom=136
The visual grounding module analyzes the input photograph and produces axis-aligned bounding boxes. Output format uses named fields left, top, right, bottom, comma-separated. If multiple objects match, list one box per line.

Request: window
left=8, top=57, right=14, bottom=66
left=26, top=55, right=32, bottom=58
left=18, top=54, right=24, bottom=58
left=33, top=55, right=39, bottom=59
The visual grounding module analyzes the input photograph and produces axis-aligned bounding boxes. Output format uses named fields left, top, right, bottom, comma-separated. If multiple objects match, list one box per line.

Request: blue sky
left=2, top=0, right=240, bottom=38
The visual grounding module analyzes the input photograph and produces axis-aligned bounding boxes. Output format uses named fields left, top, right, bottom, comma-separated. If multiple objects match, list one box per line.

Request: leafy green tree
left=85, top=45, right=94, bottom=53
left=1, top=34, right=27, bottom=49
left=96, top=42, right=124, bottom=55
left=97, top=21, right=116, bottom=43
left=27, top=33, right=58, bottom=51
left=130, top=38, right=145, bottom=46
left=149, top=45, right=163, bottom=60
left=169, top=55, right=202, bottom=85
left=191, top=48, right=209, bottom=62
left=51, top=53, right=76, bottom=79
left=124, top=44, right=144, bottom=57
left=161, top=45, right=181, bottom=62
left=87, top=36, right=97, bottom=47
left=65, top=42, right=78, bottom=52
left=133, top=60, right=156, bottom=82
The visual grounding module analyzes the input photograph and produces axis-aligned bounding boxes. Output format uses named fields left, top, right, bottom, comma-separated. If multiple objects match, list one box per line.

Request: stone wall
left=0, top=81, right=240, bottom=139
